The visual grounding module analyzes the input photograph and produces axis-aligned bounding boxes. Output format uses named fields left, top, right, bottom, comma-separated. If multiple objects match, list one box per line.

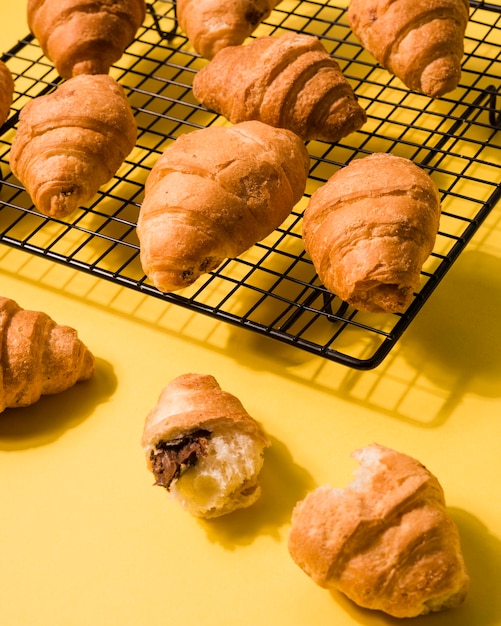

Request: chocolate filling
left=150, top=429, right=211, bottom=490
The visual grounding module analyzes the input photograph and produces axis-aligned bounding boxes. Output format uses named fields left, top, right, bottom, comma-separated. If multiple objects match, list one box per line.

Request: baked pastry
left=10, top=73, right=137, bottom=218
left=192, top=32, right=367, bottom=143
left=0, top=60, right=14, bottom=127
left=288, top=444, right=469, bottom=618
left=0, top=296, right=95, bottom=412
left=177, top=0, right=282, bottom=59
left=141, top=373, right=270, bottom=518
left=302, top=152, right=441, bottom=313
left=346, top=0, right=470, bottom=98
left=137, top=120, right=309, bottom=293
left=27, top=0, right=146, bottom=79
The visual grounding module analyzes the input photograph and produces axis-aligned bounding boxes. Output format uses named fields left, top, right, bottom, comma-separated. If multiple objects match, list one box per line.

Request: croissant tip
left=419, top=59, right=462, bottom=98
left=79, top=349, right=96, bottom=382
left=35, top=186, right=84, bottom=218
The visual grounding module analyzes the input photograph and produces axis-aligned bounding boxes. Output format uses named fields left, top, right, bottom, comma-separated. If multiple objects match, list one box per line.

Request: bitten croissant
left=10, top=73, right=137, bottom=218
left=0, top=296, right=95, bottom=413
left=27, top=0, right=146, bottom=79
left=141, top=373, right=270, bottom=518
left=347, top=0, right=470, bottom=98
left=177, top=0, right=282, bottom=59
left=193, top=32, right=367, bottom=143
left=0, top=60, right=14, bottom=127
left=137, top=120, right=309, bottom=293
left=288, top=444, right=469, bottom=618
left=302, top=153, right=441, bottom=314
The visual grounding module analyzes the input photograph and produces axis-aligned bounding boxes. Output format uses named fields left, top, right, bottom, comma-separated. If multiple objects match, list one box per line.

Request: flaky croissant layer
left=142, top=373, right=270, bottom=518
left=347, top=0, right=470, bottom=98
left=28, top=0, right=146, bottom=79
left=10, top=74, right=137, bottom=218
left=193, top=32, right=367, bottom=143
left=137, top=120, right=310, bottom=293
left=0, top=296, right=95, bottom=412
left=288, top=444, right=469, bottom=618
left=0, top=60, right=14, bottom=127
left=302, top=153, right=441, bottom=314
left=177, top=0, right=282, bottom=59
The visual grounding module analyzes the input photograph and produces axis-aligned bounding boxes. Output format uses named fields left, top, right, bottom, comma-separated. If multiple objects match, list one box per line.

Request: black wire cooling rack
left=0, top=0, right=500, bottom=369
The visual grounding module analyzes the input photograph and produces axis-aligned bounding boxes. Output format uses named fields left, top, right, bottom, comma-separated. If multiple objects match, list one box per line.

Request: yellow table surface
left=1, top=5, right=500, bottom=626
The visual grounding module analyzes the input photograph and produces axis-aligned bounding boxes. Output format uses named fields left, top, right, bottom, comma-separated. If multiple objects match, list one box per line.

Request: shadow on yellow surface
left=198, top=435, right=315, bottom=549
left=0, top=357, right=117, bottom=450
left=230, top=247, right=501, bottom=427
left=1, top=242, right=500, bottom=431
left=400, top=249, right=501, bottom=399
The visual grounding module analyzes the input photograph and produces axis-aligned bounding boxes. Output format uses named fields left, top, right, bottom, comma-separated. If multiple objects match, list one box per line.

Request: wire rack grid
left=0, top=0, right=500, bottom=369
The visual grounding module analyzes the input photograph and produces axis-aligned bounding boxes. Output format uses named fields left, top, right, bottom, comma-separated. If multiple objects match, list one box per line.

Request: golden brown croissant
left=0, top=296, right=95, bottom=413
left=177, top=0, right=282, bottom=59
left=27, top=0, right=146, bottom=79
left=0, top=60, right=14, bottom=127
left=137, top=120, right=309, bottom=293
left=288, top=444, right=469, bottom=618
left=302, top=153, right=441, bottom=314
left=193, top=32, right=367, bottom=143
left=141, top=373, right=270, bottom=518
left=10, top=73, right=137, bottom=218
left=347, top=0, right=470, bottom=98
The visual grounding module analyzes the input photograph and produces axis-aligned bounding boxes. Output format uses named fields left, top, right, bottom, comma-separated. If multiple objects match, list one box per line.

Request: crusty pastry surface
left=0, top=60, right=14, bottom=127
left=288, top=444, right=469, bottom=618
left=193, top=32, right=367, bottom=143
left=177, top=0, right=282, bottom=59
left=302, top=152, right=441, bottom=313
left=141, top=373, right=270, bottom=452
left=10, top=73, right=137, bottom=218
left=347, top=0, right=470, bottom=97
left=0, top=296, right=95, bottom=412
left=137, top=120, right=309, bottom=293
left=28, top=0, right=146, bottom=79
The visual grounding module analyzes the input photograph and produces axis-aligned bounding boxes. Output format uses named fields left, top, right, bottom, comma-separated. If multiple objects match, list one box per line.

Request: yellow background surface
left=1, top=4, right=500, bottom=626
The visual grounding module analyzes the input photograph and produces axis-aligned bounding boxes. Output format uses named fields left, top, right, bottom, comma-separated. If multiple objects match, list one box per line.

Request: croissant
left=288, top=444, right=469, bottom=618
left=137, top=120, right=309, bottom=293
left=193, top=32, right=367, bottom=143
left=302, top=153, right=441, bottom=314
left=0, top=296, right=95, bottom=413
left=177, top=0, right=282, bottom=59
left=141, top=373, right=270, bottom=518
left=0, top=60, right=14, bottom=127
left=10, top=73, right=137, bottom=219
left=346, top=0, right=470, bottom=98
left=27, top=0, right=146, bottom=79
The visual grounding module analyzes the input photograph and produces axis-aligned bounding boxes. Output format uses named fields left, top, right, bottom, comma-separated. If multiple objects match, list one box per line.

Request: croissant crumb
left=141, top=373, right=270, bottom=518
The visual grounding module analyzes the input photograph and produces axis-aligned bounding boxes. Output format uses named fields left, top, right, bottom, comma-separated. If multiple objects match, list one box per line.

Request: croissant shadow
left=224, top=247, right=501, bottom=429
left=397, top=249, right=501, bottom=412
left=199, top=435, right=315, bottom=550
left=220, top=232, right=339, bottom=366
left=326, top=507, right=501, bottom=626
left=0, top=357, right=117, bottom=450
